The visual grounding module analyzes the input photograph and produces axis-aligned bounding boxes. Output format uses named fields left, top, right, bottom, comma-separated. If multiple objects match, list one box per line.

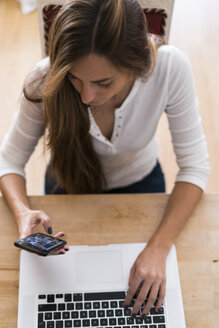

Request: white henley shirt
left=0, top=45, right=210, bottom=191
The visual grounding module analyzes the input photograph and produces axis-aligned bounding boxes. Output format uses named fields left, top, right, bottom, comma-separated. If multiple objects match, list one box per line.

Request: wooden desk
left=0, top=193, right=218, bottom=327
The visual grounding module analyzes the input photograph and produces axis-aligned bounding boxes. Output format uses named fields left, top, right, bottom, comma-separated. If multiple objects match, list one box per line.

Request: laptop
left=17, top=243, right=186, bottom=328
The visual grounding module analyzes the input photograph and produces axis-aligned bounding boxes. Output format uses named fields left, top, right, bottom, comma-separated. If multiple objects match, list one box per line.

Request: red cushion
left=43, top=4, right=62, bottom=55
left=143, top=8, right=167, bottom=36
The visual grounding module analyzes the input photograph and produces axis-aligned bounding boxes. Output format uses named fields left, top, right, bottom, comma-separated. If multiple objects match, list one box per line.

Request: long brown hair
left=25, top=0, right=157, bottom=194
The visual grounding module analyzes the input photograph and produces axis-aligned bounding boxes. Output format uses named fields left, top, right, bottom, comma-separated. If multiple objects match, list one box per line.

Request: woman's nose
left=80, top=84, right=96, bottom=104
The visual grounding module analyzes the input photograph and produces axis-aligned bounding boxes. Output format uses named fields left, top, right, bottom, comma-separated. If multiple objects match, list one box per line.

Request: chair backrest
left=37, top=0, right=175, bottom=58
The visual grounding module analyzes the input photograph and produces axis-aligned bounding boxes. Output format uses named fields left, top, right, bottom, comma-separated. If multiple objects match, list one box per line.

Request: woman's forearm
left=147, top=181, right=203, bottom=253
left=0, top=174, right=31, bottom=224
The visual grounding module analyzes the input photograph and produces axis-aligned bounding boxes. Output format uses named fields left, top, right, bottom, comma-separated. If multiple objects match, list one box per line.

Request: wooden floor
left=0, top=0, right=219, bottom=195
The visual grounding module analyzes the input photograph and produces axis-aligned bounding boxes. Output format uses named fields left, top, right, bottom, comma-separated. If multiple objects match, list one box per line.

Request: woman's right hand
left=17, top=208, right=69, bottom=255
left=0, top=175, right=68, bottom=253
left=18, top=208, right=53, bottom=239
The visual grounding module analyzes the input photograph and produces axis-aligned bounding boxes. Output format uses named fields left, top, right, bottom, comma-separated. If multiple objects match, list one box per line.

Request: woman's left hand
left=51, top=231, right=70, bottom=255
left=124, top=244, right=167, bottom=317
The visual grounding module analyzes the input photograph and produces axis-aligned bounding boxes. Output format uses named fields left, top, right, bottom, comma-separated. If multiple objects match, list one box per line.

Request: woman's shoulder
left=29, top=57, right=50, bottom=78
left=157, top=45, right=192, bottom=73
left=24, top=57, right=50, bottom=97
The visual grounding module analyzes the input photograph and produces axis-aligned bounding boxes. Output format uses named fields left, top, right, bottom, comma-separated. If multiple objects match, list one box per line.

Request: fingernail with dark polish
left=142, top=314, right=146, bottom=319
left=48, top=227, right=52, bottom=234
left=65, top=249, right=69, bottom=251
left=132, top=313, right=136, bottom=318
left=60, top=233, right=64, bottom=237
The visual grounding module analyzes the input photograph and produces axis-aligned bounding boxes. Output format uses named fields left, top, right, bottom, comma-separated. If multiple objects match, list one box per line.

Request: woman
left=0, top=0, right=209, bottom=317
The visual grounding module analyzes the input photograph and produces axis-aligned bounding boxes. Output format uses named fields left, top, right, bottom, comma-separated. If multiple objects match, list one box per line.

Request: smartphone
left=14, top=232, right=67, bottom=256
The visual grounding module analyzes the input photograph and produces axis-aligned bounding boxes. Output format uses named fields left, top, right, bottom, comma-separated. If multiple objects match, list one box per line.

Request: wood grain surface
left=0, top=193, right=218, bottom=327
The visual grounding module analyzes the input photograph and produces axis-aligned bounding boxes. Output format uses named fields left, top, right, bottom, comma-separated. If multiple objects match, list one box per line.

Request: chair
left=37, top=0, right=175, bottom=58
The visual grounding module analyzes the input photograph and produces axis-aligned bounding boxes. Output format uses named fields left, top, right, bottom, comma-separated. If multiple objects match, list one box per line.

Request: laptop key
left=149, top=325, right=157, bottom=328
left=56, top=294, right=63, bottom=299
left=38, top=322, right=45, bottom=328
left=158, top=325, right=166, bottom=328
left=109, top=318, right=117, bottom=325
left=84, top=291, right=125, bottom=301
left=64, top=294, right=72, bottom=302
left=110, top=301, right=118, bottom=308
left=38, top=313, right=44, bottom=322
left=67, top=303, right=74, bottom=311
left=106, top=309, right=114, bottom=317
left=65, top=321, right=72, bottom=327
left=143, top=316, right=152, bottom=324
left=82, top=319, right=90, bottom=327
left=47, top=322, right=54, bottom=328
left=54, top=312, right=61, bottom=320
left=119, top=301, right=124, bottom=308
left=130, top=300, right=135, bottom=307
left=80, top=311, right=87, bottom=318
left=93, top=302, right=100, bottom=309
left=56, top=321, right=64, bottom=328
left=89, top=310, right=96, bottom=318
left=45, top=313, right=52, bottom=320
left=58, top=304, right=65, bottom=311
left=73, top=320, right=81, bottom=327
left=124, top=308, right=131, bottom=316
left=153, top=316, right=165, bottom=324
left=76, top=303, right=83, bottom=310
left=150, top=308, right=156, bottom=315
left=39, top=304, right=57, bottom=312
left=39, top=295, right=46, bottom=299
left=73, top=294, right=83, bottom=302
left=157, top=307, right=164, bottom=314
left=150, top=307, right=164, bottom=315
left=84, top=302, right=91, bottom=309
left=115, top=309, right=123, bottom=316
left=91, top=319, right=99, bottom=326
left=102, top=301, right=109, bottom=308
left=62, top=312, right=70, bottom=319
left=47, top=295, right=55, bottom=303
left=118, top=317, right=125, bottom=325
left=71, top=312, right=79, bottom=319
left=127, top=317, right=134, bottom=324
left=97, top=310, right=105, bottom=317
left=136, top=317, right=143, bottom=324
left=100, top=318, right=107, bottom=326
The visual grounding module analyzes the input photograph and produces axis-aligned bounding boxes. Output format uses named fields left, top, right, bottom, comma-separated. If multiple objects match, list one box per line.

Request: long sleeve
left=0, top=93, right=44, bottom=178
left=165, top=47, right=210, bottom=190
left=0, top=58, right=49, bottom=179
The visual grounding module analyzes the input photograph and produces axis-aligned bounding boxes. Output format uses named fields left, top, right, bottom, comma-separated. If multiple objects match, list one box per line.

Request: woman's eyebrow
left=69, top=73, right=118, bottom=83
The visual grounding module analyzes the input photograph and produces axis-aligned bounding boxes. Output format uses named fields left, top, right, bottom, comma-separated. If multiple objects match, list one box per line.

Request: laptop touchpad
left=75, top=250, right=123, bottom=284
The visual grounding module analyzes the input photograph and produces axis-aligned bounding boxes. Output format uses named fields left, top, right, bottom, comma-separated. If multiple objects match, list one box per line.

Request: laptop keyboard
left=37, top=291, right=166, bottom=328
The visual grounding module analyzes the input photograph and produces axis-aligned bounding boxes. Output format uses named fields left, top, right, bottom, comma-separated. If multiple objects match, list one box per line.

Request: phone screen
left=14, top=233, right=66, bottom=255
